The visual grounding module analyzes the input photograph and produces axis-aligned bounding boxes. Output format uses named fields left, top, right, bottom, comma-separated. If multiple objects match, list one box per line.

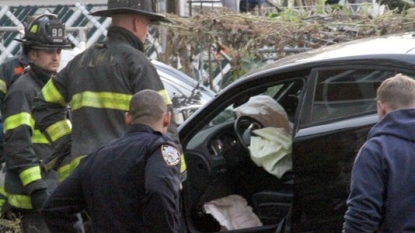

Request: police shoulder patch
left=161, top=145, right=180, bottom=166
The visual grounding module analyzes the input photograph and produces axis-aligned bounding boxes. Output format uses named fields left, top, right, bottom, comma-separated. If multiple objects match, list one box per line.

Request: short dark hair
left=129, top=89, right=167, bottom=124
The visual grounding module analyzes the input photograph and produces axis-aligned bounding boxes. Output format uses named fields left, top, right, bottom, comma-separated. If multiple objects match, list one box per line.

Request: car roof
left=151, top=60, right=200, bottom=87
left=151, top=60, right=215, bottom=99
left=251, top=32, right=415, bottom=74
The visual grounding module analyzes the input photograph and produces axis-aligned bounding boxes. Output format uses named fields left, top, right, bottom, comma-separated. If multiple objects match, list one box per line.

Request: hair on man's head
left=129, top=89, right=167, bottom=125
left=377, top=73, right=415, bottom=111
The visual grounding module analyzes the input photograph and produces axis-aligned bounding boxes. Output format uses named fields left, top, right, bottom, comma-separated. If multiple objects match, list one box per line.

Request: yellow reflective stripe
left=0, top=186, right=7, bottom=197
left=0, top=199, right=5, bottom=212
left=180, top=154, right=187, bottom=173
left=3, top=114, right=49, bottom=143
left=0, top=79, right=6, bottom=94
left=0, top=186, right=7, bottom=211
left=42, top=80, right=66, bottom=106
left=70, top=91, right=132, bottom=111
left=32, top=129, right=49, bottom=144
left=3, top=112, right=34, bottom=133
left=19, top=166, right=42, bottom=186
left=158, top=89, right=172, bottom=105
left=57, top=156, right=85, bottom=182
left=8, top=194, right=31, bottom=209
left=45, top=119, right=71, bottom=142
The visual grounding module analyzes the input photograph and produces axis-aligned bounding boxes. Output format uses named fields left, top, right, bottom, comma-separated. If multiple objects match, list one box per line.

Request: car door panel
left=292, top=118, right=375, bottom=231
left=290, top=64, right=415, bottom=232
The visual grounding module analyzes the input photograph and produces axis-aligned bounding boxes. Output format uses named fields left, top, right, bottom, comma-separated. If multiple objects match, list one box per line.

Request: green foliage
left=0, top=218, right=22, bottom=233
left=316, top=0, right=327, bottom=14
left=276, top=8, right=301, bottom=21
left=379, top=0, right=414, bottom=12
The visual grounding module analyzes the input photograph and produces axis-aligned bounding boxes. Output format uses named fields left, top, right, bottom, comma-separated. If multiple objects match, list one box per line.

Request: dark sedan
left=178, top=32, right=415, bottom=233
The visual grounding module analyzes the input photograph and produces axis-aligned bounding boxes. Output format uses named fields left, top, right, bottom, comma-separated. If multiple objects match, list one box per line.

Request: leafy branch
left=156, top=5, right=415, bottom=87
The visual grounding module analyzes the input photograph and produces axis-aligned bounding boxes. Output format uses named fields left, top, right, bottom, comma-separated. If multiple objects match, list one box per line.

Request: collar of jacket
left=28, top=63, right=55, bottom=86
left=107, top=26, right=144, bottom=52
left=18, top=53, right=30, bottom=67
left=127, top=124, right=162, bottom=135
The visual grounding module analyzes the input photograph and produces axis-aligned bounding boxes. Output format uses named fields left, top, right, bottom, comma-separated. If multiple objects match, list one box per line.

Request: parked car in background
left=60, top=51, right=215, bottom=124
left=151, top=60, right=215, bottom=124
left=178, top=32, right=415, bottom=232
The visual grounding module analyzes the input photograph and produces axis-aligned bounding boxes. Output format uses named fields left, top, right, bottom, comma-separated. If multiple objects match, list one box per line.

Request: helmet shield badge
left=16, top=14, right=72, bottom=50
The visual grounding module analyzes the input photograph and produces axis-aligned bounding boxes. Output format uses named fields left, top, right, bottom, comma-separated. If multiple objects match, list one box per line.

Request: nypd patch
left=161, top=145, right=180, bottom=166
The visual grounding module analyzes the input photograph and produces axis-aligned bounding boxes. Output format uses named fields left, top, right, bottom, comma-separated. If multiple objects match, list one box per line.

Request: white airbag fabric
left=250, top=127, right=292, bottom=179
left=203, top=194, right=263, bottom=230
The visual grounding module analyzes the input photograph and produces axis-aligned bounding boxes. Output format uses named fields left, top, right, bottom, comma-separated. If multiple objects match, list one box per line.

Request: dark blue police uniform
left=41, top=124, right=182, bottom=233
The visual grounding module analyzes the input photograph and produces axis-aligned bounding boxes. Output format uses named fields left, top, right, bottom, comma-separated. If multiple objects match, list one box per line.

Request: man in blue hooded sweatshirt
left=343, top=73, right=415, bottom=232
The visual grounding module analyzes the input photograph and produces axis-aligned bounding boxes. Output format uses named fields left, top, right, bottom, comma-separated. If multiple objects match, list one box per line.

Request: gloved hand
left=43, top=140, right=71, bottom=173
left=55, top=139, right=71, bottom=158
left=30, top=188, right=49, bottom=213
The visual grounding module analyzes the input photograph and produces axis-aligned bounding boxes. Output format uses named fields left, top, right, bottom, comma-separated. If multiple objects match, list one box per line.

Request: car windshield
left=202, top=83, right=290, bottom=129
left=208, top=106, right=236, bottom=127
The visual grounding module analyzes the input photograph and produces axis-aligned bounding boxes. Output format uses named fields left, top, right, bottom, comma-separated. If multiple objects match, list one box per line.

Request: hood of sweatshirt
left=368, top=108, right=415, bottom=142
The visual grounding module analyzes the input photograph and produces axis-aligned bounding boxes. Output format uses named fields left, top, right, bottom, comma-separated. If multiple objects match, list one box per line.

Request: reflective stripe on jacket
left=33, top=26, right=180, bottom=182
left=0, top=54, right=29, bottom=212
left=3, top=66, right=54, bottom=209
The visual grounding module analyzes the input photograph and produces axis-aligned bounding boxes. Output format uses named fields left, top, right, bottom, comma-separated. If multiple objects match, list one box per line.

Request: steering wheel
left=234, top=115, right=264, bottom=153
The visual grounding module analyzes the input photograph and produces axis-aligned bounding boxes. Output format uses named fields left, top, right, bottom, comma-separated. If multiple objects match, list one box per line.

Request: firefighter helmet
left=16, top=14, right=72, bottom=50
left=89, top=0, right=169, bottom=23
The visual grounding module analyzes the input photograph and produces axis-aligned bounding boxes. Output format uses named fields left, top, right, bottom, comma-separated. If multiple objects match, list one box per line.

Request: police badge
left=161, top=145, right=180, bottom=166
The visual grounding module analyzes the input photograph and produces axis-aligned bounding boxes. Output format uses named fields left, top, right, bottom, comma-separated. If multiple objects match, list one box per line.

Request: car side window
left=205, top=80, right=303, bottom=129
left=312, top=69, right=396, bottom=122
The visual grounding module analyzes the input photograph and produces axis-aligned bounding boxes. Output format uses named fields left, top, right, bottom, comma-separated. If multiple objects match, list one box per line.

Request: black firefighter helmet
left=16, top=14, right=72, bottom=50
left=89, top=0, right=170, bottom=23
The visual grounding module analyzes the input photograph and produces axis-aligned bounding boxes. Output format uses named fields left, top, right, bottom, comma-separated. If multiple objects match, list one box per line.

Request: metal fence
left=0, top=3, right=234, bottom=92
left=0, top=3, right=111, bottom=62
left=0, top=2, right=314, bottom=92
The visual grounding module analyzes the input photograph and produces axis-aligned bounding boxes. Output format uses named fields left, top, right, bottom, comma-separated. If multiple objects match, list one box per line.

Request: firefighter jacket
left=0, top=53, right=29, bottom=111
left=33, top=26, right=186, bottom=182
left=0, top=54, right=30, bottom=159
left=0, top=54, right=30, bottom=214
left=2, top=64, right=55, bottom=210
left=42, top=124, right=181, bottom=233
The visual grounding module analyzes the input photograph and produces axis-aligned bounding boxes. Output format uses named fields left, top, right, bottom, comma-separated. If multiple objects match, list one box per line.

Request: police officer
left=42, top=89, right=181, bottom=233
left=32, top=0, right=186, bottom=183
left=2, top=14, right=72, bottom=233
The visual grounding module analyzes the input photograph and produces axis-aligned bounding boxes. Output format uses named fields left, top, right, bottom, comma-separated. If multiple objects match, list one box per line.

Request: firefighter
left=0, top=15, right=44, bottom=216
left=32, top=0, right=186, bottom=184
left=2, top=14, right=72, bottom=233
left=0, top=15, right=41, bottom=162
left=0, top=37, right=30, bottom=220
left=0, top=50, right=29, bottom=111
left=42, top=90, right=181, bottom=233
